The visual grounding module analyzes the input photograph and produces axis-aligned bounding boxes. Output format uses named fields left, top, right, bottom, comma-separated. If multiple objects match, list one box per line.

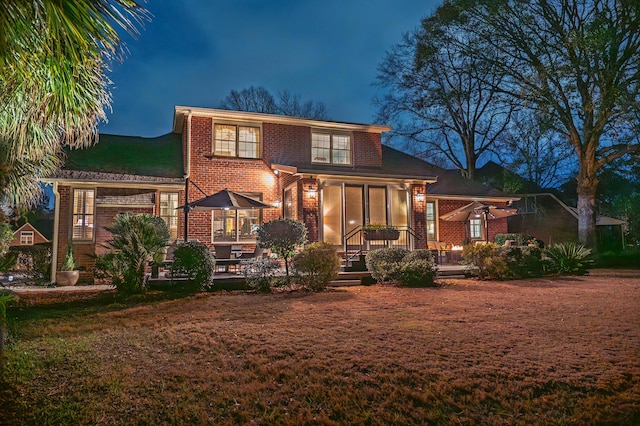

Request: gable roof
left=12, top=223, right=50, bottom=242
left=428, top=170, right=516, bottom=201
left=52, top=133, right=184, bottom=183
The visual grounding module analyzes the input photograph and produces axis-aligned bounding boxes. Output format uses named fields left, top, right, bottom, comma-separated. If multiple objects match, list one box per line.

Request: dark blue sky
left=100, top=1, right=441, bottom=137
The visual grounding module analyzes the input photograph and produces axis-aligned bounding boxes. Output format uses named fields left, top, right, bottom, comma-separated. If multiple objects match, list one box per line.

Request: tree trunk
left=576, top=177, right=598, bottom=248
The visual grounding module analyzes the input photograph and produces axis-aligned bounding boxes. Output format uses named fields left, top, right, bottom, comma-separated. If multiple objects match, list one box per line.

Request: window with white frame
left=211, top=193, right=262, bottom=242
left=72, top=188, right=95, bottom=241
left=426, top=201, right=437, bottom=241
left=213, top=124, right=260, bottom=158
left=469, top=218, right=482, bottom=239
left=20, top=231, right=34, bottom=245
left=311, top=132, right=351, bottom=165
left=159, top=192, right=179, bottom=239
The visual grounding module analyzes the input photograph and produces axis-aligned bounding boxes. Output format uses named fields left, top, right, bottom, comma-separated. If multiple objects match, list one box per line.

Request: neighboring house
left=44, top=107, right=516, bottom=283
left=476, top=161, right=627, bottom=249
left=10, top=222, right=50, bottom=247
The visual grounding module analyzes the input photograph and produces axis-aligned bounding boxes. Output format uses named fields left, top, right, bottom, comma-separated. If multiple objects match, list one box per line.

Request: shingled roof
left=57, top=133, right=184, bottom=181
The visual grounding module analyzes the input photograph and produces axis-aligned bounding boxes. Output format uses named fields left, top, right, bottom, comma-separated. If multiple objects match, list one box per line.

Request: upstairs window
left=72, top=189, right=95, bottom=241
left=213, top=124, right=260, bottom=158
left=20, top=231, right=34, bottom=245
left=311, top=132, right=351, bottom=165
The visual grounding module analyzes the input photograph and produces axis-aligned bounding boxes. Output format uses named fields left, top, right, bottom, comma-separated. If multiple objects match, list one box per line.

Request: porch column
left=411, top=183, right=427, bottom=249
left=300, top=177, right=319, bottom=242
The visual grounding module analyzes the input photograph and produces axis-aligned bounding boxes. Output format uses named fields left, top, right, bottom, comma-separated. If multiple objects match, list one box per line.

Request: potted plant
left=56, top=247, right=80, bottom=286
left=362, top=224, right=400, bottom=241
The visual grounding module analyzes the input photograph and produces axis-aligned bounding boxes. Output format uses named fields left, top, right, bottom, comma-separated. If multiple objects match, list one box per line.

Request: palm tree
left=0, top=0, right=148, bottom=207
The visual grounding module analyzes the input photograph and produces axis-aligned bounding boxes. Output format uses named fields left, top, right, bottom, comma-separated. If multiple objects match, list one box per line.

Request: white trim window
left=72, top=188, right=95, bottom=241
left=213, top=124, right=260, bottom=158
left=20, top=231, right=34, bottom=245
left=159, top=192, right=179, bottom=239
left=211, top=193, right=262, bottom=242
left=311, top=132, right=351, bottom=165
left=426, top=201, right=437, bottom=241
left=470, top=218, right=482, bottom=239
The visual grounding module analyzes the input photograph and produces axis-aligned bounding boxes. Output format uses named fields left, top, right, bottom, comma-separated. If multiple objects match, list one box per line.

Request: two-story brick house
left=45, top=107, right=516, bottom=283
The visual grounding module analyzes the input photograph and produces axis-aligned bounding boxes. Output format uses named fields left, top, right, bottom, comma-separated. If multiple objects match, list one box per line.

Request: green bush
left=293, top=242, right=340, bottom=292
left=494, top=233, right=538, bottom=246
left=171, top=241, right=215, bottom=291
left=498, top=246, right=546, bottom=279
left=257, top=219, right=307, bottom=276
left=545, top=242, right=593, bottom=275
left=461, top=243, right=500, bottom=279
left=394, top=259, right=438, bottom=287
left=242, top=257, right=281, bottom=293
left=0, top=291, right=18, bottom=358
left=404, top=249, right=434, bottom=263
left=365, top=247, right=409, bottom=284
left=93, top=213, right=170, bottom=294
left=594, top=249, right=640, bottom=268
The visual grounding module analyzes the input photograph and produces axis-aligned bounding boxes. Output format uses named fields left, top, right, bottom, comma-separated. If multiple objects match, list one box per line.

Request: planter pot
left=56, top=270, right=80, bottom=286
left=364, top=229, right=400, bottom=241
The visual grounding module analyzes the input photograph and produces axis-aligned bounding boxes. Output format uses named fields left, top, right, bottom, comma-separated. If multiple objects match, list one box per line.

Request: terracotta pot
left=56, top=270, right=80, bottom=286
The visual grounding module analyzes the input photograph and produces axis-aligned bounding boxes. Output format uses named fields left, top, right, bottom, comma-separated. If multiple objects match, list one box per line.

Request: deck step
left=329, top=279, right=362, bottom=287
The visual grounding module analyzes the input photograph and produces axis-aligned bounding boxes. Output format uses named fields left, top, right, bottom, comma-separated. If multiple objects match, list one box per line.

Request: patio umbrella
left=178, top=188, right=274, bottom=241
left=442, top=201, right=517, bottom=241
left=180, top=188, right=273, bottom=211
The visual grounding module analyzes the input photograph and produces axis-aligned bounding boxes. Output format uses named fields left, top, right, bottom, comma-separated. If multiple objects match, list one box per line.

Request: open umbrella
left=442, top=201, right=517, bottom=241
left=178, top=188, right=274, bottom=241
left=180, top=188, right=273, bottom=211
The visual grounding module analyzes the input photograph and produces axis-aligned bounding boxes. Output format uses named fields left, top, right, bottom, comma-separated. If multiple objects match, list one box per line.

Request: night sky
left=99, top=0, right=441, bottom=137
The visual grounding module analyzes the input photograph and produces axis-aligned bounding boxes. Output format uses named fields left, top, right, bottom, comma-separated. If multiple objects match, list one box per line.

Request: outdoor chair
left=213, top=244, right=240, bottom=273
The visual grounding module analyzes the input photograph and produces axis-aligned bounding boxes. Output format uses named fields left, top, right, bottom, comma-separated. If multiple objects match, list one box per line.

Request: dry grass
left=2, top=269, right=639, bottom=425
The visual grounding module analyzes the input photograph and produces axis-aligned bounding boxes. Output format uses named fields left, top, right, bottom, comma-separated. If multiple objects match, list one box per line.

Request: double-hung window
left=159, top=192, right=179, bottom=239
left=20, top=231, right=34, bottom=245
left=311, top=132, right=351, bottom=165
left=213, top=124, right=260, bottom=158
left=211, top=193, right=262, bottom=242
left=426, top=201, right=437, bottom=241
left=72, top=189, right=95, bottom=241
left=470, top=218, right=482, bottom=239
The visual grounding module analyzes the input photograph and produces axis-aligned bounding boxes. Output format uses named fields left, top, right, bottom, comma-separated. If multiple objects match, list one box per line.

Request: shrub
left=365, top=247, right=409, bottom=284
left=498, top=246, right=546, bottom=279
left=293, top=242, right=340, bottom=292
left=93, top=213, right=170, bottom=294
left=242, top=257, right=281, bottom=293
left=461, top=243, right=500, bottom=279
left=394, top=259, right=438, bottom=287
left=257, top=219, right=307, bottom=276
left=404, top=249, right=434, bottom=263
left=171, top=241, right=215, bottom=291
left=594, top=249, right=640, bottom=268
left=60, top=247, right=76, bottom=271
left=545, top=242, right=593, bottom=275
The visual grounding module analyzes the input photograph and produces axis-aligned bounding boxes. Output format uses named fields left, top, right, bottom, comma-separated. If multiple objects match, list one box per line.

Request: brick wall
left=437, top=200, right=509, bottom=245
left=411, top=184, right=427, bottom=249
left=263, top=122, right=310, bottom=165
left=353, top=131, right=382, bottom=168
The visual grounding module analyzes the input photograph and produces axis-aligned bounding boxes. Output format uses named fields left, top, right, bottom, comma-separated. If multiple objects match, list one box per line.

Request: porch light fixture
left=273, top=199, right=281, bottom=208
left=307, top=185, right=317, bottom=199
left=416, top=192, right=425, bottom=202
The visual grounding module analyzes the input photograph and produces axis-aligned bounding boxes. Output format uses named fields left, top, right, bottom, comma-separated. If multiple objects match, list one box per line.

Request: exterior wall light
left=307, top=185, right=317, bottom=199
left=416, top=192, right=425, bottom=202
left=273, top=199, right=281, bottom=208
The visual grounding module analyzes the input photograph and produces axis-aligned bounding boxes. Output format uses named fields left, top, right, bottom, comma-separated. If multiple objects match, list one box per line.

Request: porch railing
left=343, top=226, right=422, bottom=265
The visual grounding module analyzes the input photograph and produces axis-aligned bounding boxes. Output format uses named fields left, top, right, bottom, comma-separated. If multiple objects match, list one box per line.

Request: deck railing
left=343, top=226, right=422, bottom=265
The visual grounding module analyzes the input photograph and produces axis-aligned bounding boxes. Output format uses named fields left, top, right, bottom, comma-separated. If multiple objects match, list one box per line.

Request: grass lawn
left=2, top=269, right=639, bottom=425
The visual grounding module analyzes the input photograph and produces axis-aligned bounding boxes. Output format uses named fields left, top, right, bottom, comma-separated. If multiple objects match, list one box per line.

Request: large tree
left=219, top=86, right=329, bottom=120
left=500, top=112, right=575, bottom=189
left=0, top=0, right=147, bottom=208
left=375, top=8, right=512, bottom=180
left=456, top=0, right=640, bottom=247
